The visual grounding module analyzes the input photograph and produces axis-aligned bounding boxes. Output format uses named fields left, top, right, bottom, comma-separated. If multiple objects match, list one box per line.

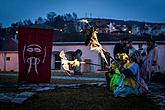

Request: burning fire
left=89, top=29, right=108, bottom=64
left=80, top=19, right=108, bottom=64
left=80, top=19, right=89, bottom=24
left=70, top=59, right=80, bottom=67
left=59, top=50, right=71, bottom=75
left=59, top=50, right=67, bottom=60
left=59, top=50, right=81, bottom=75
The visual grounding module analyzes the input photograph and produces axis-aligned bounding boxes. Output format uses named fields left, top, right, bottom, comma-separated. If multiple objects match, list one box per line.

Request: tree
left=64, top=13, right=73, bottom=21
left=72, top=12, right=77, bottom=20
left=13, top=20, right=27, bottom=27
left=35, top=17, right=45, bottom=24
left=64, top=21, right=76, bottom=33
left=46, top=12, right=56, bottom=22
left=54, top=15, right=65, bottom=29
left=23, top=19, right=33, bottom=25
left=11, top=23, right=18, bottom=28
left=17, top=20, right=24, bottom=26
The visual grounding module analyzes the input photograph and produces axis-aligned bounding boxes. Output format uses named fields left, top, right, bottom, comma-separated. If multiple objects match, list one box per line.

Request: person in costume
left=105, top=53, right=149, bottom=97
left=72, top=49, right=83, bottom=75
left=124, top=39, right=139, bottom=63
left=143, top=37, right=159, bottom=82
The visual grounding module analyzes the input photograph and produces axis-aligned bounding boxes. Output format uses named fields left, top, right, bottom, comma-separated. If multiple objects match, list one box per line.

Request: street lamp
left=128, top=30, right=132, bottom=34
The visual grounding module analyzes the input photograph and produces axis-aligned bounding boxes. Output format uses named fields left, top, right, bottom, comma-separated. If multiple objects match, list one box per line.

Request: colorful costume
left=105, top=53, right=148, bottom=97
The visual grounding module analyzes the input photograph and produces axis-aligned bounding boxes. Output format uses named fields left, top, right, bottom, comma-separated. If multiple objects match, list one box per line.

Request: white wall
left=0, top=52, right=18, bottom=72
left=0, top=53, right=4, bottom=71
left=52, top=43, right=165, bottom=73
left=0, top=42, right=165, bottom=73
left=52, top=45, right=102, bottom=72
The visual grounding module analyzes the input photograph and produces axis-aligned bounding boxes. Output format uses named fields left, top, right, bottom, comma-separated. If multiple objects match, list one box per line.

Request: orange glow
left=89, top=30, right=108, bottom=64
left=70, top=59, right=80, bottom=67
left=59, top=50, right=81, bottom=74
left=80, top=19, right=89, bottom=24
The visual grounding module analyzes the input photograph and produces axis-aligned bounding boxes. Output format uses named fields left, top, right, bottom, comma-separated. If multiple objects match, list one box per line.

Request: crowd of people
left=105, top=37, right=159, bottom=97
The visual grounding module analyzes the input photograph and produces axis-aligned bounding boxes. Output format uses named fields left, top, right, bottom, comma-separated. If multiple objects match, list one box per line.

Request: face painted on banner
left=23, top=44, right=46, bottom=75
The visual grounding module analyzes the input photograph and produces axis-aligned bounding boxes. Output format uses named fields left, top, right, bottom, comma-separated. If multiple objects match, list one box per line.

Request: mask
left=23, top=44, right=46, bottom=75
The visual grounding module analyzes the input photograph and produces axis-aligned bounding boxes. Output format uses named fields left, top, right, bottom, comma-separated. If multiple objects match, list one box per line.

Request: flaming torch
left=59, top=50, right=104, bottom=76
left=80, top=19, right=108, bottom=64
left=59, top=50, right=71, bottom=76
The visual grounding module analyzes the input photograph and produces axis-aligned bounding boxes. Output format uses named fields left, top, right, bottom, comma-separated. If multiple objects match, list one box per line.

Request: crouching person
left=105, top=53, right=149, bottom=97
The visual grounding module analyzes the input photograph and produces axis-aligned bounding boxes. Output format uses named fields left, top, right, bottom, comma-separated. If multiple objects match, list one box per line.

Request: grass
left=0, top=72, right=160, bottom=110
left=0, top=88, right=159, bottom=110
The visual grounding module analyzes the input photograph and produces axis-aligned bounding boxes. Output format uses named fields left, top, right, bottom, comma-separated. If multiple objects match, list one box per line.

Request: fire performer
left=81, top=19, right=108, bottom=64
left=59, top=50, right=71, bottom=75
left=72, top=49, right=83, bottom=75
left=59, top=50, right=82, bottom=75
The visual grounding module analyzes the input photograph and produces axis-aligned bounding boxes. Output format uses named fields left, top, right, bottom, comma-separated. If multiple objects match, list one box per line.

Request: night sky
left=0, top=0, right=165, bottom=27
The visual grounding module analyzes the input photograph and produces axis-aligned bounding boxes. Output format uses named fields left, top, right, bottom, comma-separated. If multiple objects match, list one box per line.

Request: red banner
left=18, top=28, right=53, bottom=83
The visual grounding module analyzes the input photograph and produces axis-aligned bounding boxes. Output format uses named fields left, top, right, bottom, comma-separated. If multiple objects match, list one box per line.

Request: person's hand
left=105, top=66, right=111, bottom=69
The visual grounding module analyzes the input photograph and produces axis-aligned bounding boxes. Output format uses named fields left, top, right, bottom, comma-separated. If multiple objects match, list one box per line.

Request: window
left=6, top=57, right=10, bottom=61
left=54, top=52, right=61, bottom=70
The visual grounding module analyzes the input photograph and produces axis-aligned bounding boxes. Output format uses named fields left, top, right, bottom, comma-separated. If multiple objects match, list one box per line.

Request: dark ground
left=0, top=72, right=160, bottom=110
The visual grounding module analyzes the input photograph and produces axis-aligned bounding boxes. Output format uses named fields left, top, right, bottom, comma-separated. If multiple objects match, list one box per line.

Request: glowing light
left=59, top=50, right=81, bottom=75
left=80, top=19, right=89, bottom=24
left=123, top=28, right=127, bottom=31
left=59, top=50, right=67, bottom=60
left=89, top=29, right=108, bottom=64
left=80, top=29, right=83, bottom=32
left=70, top=59, right=80, bottom=67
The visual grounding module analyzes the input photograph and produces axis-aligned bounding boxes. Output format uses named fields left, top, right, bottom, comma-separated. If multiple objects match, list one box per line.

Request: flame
left=61, top=59, right=69, bottom=70
left=80, top=29, right=83, bottom=32
left=70, top=59, right=80, bottom=67
left=59, top=50, right=70, bottom=75
left=89, top=29, right=108, bottom=64
left=59, top=50, right=81, bottom=75
left=59, top=50, right=67, bottom=60
left=80, top=19, right=89, bottom=24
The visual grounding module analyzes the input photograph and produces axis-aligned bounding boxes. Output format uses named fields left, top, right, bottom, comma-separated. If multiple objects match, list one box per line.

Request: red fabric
left=18, top=28, right=53, bottom=83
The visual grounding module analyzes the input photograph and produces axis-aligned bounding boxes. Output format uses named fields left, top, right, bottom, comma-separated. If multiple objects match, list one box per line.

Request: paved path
left=51, top=76, right=105, bottom=81
left=0, top=73, right=17, bottom=76
left=0, top=73, right=105, bottom=81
